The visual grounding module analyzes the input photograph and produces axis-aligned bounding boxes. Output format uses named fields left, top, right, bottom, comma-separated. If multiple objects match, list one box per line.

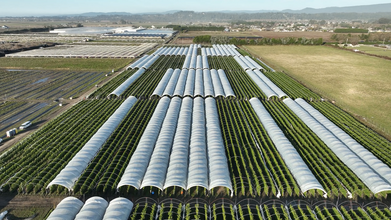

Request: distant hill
left=282, top=3, right=391, bottom=14
left=79, top=12, right=132, bottom=16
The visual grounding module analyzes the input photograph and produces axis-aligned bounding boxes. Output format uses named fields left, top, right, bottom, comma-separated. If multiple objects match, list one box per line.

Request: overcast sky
left=1, top=0, right=390, bottom=16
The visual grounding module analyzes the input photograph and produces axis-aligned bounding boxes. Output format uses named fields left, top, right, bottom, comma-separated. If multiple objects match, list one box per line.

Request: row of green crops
left=217, top=99, right=275, bottom=197
left=263, top=71, right=321, bottom=100
left=0, top=99, right=123, bottom=194
left=73, top=99, right=158, bottom=195
left=88, top=69, right=138, bottom=99
left=261, top=100, right=377, bottom=199
left=216, top=99, right=304, bottom=198
left=125, top=200, right=391, bottom=220
left=239, top=100, right=301, bottom=197
left=310, top=101, right=391, bottom=168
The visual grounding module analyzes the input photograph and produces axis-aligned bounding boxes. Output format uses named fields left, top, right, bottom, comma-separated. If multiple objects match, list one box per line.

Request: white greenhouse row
left=126, top=54, right=160, bottom=69
left=249, top=98, right=327, bottom=197
left=256, top=58, right=275, bottom=72
left=153, top=44, right=201, bottom=56
left=201, top=44, right=240, bottom=57
left=117, top=97, right=233, bottom=194
left=152, top=68, right=235, bottom=98
left=245, top=69, right=287, bottom=99
left=6, top=44, right=157, bottom=58
left=109, top=69, right=146, bottom=97
left=295, top=99, right=391, bottom=187
left=47, top=196, right=133, bottom=220
left=284, top=98, right=391, bottom=194
left=47, top=96, right=138, bottom=190
left=234, top=56, right=264, bottom=71
left=182, top=54, right=210, bottom=70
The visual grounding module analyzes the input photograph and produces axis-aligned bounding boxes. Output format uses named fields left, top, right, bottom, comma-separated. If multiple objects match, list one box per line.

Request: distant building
left=1, top=25, right=9, bottom=29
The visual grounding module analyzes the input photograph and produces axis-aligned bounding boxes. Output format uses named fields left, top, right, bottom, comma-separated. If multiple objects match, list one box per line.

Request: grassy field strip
left=244, top=45, right=391, bottom=138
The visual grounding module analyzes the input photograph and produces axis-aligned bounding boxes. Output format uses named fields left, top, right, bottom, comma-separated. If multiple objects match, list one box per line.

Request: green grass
left=0, top=57, right=132, bottom=71
left=244, top=45, right=391, bottom=139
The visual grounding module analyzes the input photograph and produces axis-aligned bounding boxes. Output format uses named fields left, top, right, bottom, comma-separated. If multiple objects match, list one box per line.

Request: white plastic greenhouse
left=46, top=197, right=84, bottom=220
left=47, top=96, right=138, bottom=190
left=295, top=98, right=391, bottom=185
left=284, top=98, right=391, bottom=194
left=109, top=69, right=146, bottom=98
left=249, top=98, right=327, bottom=197
left=102, top=197, right=133, bottom=220
left=74, top=197, right=108, bottom=220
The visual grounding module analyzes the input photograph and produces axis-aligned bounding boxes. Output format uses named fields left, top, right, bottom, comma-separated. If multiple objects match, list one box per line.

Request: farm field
left=0, top=57, right=132, bottom=71
left=346, top=44, right=391, bottom=58
left=1, top=44, right=391, bottom=219
left=243, top=45, right=391, bottom=139
left=0, top=69, right=110, bottom=136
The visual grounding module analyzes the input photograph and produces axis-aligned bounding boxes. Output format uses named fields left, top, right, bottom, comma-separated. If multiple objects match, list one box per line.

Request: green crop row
left=262, top=100, right=372, bottom=199
left=310, top=101, right=391, bottom=167
left=0, top=99, right=123, bottom=194
left=73, top=99, right=158, bottom=194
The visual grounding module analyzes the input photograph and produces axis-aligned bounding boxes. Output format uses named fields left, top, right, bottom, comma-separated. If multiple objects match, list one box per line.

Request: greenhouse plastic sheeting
left=184, top=69, right=195, bottom=97
left=245, top=70, right=277, bottom=99
left=178, top=47, right=185, bottom=56
left=117, top=97, right=171, bottom=190
left=206, top=48, right=211, bottom=56
left=187, top=97, right=209, bottom=190
left=102, top=197, right=133, bottom=220
left=190, top=55, right=197, bottom=69
left=217, top=69, right=235, bottom=97
left=210, top=48, right=217, bottom=56
left=109, top=68, right=146, bottom=97
left=153, top=48, right=163, bottom=55
left=234, top=56, right=250, bottom=71
left=173, top=69, right=189, bottom=97
left=46, top=197, right=84, bottom=220
left=47, top=96, right=138, bottom=190
left=210, top=69, right=225, bottom=97
left=205, top=98, right=233, bottom=194
left=164, top=97, right=193, bottom=189
left=173, top=47, right=180, bottom=56
left=141, top=55, right=159, bottom=69
left=196, top=55, right=202, bottom=69
left=244, top=56, right=264, bottom=70
left=152, top=68, right=174, bottom=97
left=238, top=56, right=256, bottom=70
left=202, top=55, right=209, bottom=69
left=201, top=48, right=206, bottom=56
left=253, top=70, right=287, bottom=98
left=163, top=69, right=181, bottom=97
left=295, top=98, right=391, bottom=185
left=257, top=58, right=275, bottom=72
left=183, top=47, right=189, bottom=56
left=127, top=55, right=149, bottom=69
left=203, top=69, right=214, bottom=97
left=249, top=98, right=327, bottom=197
left=182, top=55, right=191, bottom=69
left=141, top=98, right=182, bottom=190
left=194, top=69, right=204, bottom=97
left=74, top=196, right=108, bottom=220
left=283, top=98, right=391, bottom=194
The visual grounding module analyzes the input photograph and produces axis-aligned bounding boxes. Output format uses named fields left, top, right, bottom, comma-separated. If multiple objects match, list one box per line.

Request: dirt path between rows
left=0, top=194, right=66, bottom=209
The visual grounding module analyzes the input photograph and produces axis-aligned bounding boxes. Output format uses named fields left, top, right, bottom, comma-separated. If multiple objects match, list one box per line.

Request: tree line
left=193, top=35, right=324, bottom=45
